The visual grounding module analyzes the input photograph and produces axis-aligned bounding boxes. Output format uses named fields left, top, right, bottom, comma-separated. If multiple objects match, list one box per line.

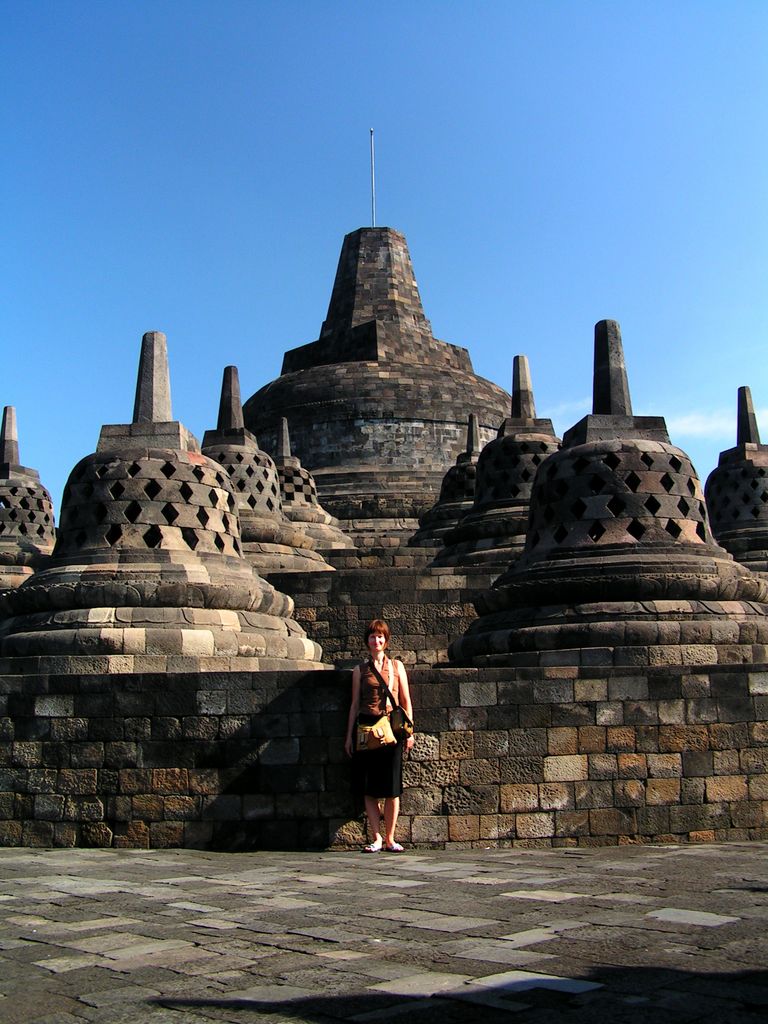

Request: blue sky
left=3, top=1, right=767, bottom=510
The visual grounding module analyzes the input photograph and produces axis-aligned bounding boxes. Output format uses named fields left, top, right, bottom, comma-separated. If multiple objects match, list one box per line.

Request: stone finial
left=1, top=406, right=20, bottom=466
left=277, top=417, right=292, bottom=460
left=456, top=413, right=480, bottom=466
left=737, top=386, right=761, bottom=446
left=511, top=356, right=536, bottom=420
left=133, top=331, right=172, bottom=423
left=217, top=366, right=245, bottom=432
left=276, top=417, right=301, bottom=470
left=593, top=320, right=632, bottom=416
left=467, top=413, right=480, bottom=456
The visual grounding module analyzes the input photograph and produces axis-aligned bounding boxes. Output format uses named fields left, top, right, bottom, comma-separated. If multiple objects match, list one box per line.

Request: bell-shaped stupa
left=434, top=356, right=561, bottom=571
left=272, top=418, right=355, bottom=555
left=450, top=321, right=768, bottom=667
left=409, top=414, right=481, bottom=548
left=201, top=367, right=330, bottom=573
left=243, top=227, right=510, bottom=543
left=0, top=406, right=56, bottom=588
left=705, top=387, right=768, bottom=574
left=0, top=334, right=325, bottom=671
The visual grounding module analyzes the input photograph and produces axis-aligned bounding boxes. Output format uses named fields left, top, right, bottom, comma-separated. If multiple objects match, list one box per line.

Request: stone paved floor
left=1, top=843, right=767, bottom=1023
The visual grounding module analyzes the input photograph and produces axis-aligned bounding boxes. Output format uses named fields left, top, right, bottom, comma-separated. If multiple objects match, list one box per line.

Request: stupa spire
left=133, top=331, right=172, bottom=423
left=593, top=320, right=632, bottom=416
left=737, top=385, right=760, bottom=445
left=216, top=366, right=245, bottom=432
left=1, top=406, right=20, bottom=466
left=510, top=355, right=536, bottom=420
left=277, top=416, right=292, bottom=461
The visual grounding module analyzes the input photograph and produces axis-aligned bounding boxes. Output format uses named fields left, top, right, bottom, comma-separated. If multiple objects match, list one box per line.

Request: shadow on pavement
left=151, top=964, right=768, bottom=1022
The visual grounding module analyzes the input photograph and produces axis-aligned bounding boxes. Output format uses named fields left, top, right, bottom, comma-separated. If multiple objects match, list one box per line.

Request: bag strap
left=368, top=657, right=401, bottom=711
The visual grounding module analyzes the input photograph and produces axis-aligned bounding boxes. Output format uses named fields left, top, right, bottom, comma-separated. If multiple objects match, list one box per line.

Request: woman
left=344, top=619, right=415, bottom=852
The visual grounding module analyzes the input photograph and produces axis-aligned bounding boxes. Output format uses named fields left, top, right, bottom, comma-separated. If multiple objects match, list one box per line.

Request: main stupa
left=243, top=228, right=510, bottom=540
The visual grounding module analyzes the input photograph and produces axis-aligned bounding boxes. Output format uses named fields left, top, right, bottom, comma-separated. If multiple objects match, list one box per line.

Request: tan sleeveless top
left=358, top=657, right=399, bottom=717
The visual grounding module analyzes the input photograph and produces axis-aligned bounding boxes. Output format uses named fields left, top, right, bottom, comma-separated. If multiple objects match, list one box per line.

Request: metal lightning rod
left=370, top=128, right=376, bottom=227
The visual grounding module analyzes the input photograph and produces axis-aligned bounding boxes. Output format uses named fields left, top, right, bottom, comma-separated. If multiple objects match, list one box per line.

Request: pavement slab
left=1, top=843, right=768, bottom=1022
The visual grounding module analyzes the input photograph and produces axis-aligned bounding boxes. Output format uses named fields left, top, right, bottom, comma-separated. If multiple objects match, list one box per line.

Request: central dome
left=243, top=228, right=510, bottom=533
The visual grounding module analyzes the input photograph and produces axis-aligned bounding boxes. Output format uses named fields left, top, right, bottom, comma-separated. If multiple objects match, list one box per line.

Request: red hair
left=364, top=619, right=390, bottom=645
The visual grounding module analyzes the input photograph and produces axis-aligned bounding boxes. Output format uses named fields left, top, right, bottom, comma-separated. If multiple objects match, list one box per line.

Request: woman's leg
left=383, top=796, right=400, bottom=845
left=364, top=795, right=382, bottom=843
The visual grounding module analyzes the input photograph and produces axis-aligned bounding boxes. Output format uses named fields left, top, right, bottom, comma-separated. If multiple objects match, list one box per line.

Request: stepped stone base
left=1, top=662, right=766, bottom=850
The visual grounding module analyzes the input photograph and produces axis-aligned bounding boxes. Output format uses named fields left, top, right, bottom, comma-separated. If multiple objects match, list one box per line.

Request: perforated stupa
left=0, top=334, right=325, bottom=671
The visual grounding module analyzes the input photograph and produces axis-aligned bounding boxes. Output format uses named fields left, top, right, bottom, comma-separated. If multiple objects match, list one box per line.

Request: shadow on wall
left=150, top=965, right=768, bottom=1022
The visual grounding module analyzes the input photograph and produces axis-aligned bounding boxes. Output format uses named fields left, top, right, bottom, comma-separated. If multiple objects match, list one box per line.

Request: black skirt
left=352, top=715, right=404, bottom=799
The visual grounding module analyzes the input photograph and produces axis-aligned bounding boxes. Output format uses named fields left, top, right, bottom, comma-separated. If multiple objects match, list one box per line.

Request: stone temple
left=1, top=225, right=767, bottom=851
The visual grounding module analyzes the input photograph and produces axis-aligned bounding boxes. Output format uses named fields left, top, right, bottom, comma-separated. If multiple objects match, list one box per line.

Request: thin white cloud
left=541, top=397, right=591, bottom=419
left=667, top=407, right=768, bottom=439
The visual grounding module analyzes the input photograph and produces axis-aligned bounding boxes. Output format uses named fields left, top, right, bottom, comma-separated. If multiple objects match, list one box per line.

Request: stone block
left=617, top=753, right=647, bottom=778
left=539, top=783, right=573, bottom=810
left=589, top=754, right=619, bottom=779
left=555, top=810, right=590, bottom=837
left=614, top=780, right=645, bottom=807
left=714, top=750, right=740, bottom=774
left=680, top=778, right=705, bottom=804
left=659, top=725, right=709, bottom=752
left=259, top=738, right=300, bottom=765
left=596, top=702, right=624, bottom=725
left=449, top=706, right=488, bottom=730
left=459, top=759, right=500, bottom=785
left=499, top=784, right=538, bottom=812
left=646, top=779, right=680, bottom=805
left=401, top=787, right=441, bottom=815
left=506, top=728, right=547, bottom=756
left=448, top=814, right=479, bottom=841
left=574, top=781, right=613, bottom=808
left=498, top=757, right=543, bottom=784
left=646, top=753, right=682, bottom=778
left=113, top=821, right=150, bottom=848
left=516, top=812, right=555, bottom=838
left=459, top=681, right=497, bottom=707
left=606, top=727, right=635, bottom=752
left=63, top=796, right=104, bottom=822
left=151, top=769, right=189, bottom=794
left=574, top=679, right=608, bottom=702
left=440, top=731, right=474, bottom=759
left=548, top=728, right=578, bottom=755
left=533, top=680, right=574, bottom=703
left=681, top=751, right=713, bottom=777
left=589, top=808, right=636, bottom=835
left=132, top=795, right=164, bottom=820
left=150, top=822, right=185, bottom=848
left=543, top=755, right=588, bottom=782
left=519, top=704, right=551, bottom=727
left=58, top=769, right=98, bottom=795
left=740, top=748, right=768, bottom=775
left=163, top=796, right=199, bottom=820
left=578, top=726, right=606, bottom=753
left=669, top=803, right=729, bottom=832
left=202, top=795, right=242, bottom=820
left=608, top=677, right=649, bottom=701
left=34, top=696, right=75, bottom=717
left=34, top=794, right=65, bottom=820
left=474, top=730, right=509, bottom=757
left=0, top=821, right=23, bottom=846
left=730, top=802, right=766, bottom=828
left=412, top=815, right=448, bottom=843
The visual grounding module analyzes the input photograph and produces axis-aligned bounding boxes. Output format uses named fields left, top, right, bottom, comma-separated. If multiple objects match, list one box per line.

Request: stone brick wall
left=267, top=558, right=496, bottom=668
left=1, top=662, right=766, bottom=850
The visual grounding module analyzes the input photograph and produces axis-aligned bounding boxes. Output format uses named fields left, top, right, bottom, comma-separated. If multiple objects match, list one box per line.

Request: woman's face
left=367, top=631, right=387, bottom=656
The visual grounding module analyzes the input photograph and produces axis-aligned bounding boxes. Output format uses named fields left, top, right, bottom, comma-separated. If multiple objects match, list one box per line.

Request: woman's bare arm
left=344, top=665, right=361, bottom=757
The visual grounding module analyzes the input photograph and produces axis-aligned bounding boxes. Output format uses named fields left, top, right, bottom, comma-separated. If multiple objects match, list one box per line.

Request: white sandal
left=363, top=837, right=383, bottom=852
